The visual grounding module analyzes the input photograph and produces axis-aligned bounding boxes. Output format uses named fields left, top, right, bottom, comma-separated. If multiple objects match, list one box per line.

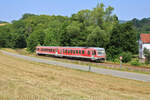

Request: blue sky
left=0, top=0, right=150, bottom=22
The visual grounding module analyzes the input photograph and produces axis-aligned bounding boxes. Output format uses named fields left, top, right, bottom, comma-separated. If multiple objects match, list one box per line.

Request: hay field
left=0, top=23, right=7, bottom=26
left=0, top=52, right=150, bottom=100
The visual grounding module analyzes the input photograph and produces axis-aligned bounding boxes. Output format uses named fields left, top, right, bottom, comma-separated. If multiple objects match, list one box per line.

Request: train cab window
left=76, top=50, right=78, bottom=54
left=92, top=50, right=96, bottom=55
left=82, top=50, right=84, bottom=54
left=88, top=51, right=90, bottom=55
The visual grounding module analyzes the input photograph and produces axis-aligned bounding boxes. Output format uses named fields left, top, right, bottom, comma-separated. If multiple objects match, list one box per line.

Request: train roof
left=37, top=46, right=105, bottom=50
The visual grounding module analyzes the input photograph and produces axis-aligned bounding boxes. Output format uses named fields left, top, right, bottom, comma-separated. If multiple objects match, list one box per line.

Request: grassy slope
left=0, top=51, right=150, bottom=100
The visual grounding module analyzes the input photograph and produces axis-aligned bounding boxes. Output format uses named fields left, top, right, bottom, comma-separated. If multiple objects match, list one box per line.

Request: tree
left=0, top=26, right=10, bottom=47
left=86, top=26, right=109, bottom=47
left=107, top=22, right=138, bottom=59
left=27, top=33, right=39, bottom=52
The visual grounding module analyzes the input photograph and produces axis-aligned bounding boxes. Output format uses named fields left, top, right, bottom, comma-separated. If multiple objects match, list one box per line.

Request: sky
left=0, top=0, right=150, bottom=22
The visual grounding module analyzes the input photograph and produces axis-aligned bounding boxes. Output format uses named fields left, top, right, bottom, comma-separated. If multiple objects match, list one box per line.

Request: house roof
left=140, top=34, right=150, bottom=43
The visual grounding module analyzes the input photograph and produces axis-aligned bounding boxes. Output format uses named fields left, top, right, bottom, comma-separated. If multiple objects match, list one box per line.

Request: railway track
left=39, top=55, right=150, bottom=73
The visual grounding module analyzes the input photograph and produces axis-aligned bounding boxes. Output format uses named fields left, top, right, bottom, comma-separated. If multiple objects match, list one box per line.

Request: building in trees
left=139, top=33, right=150, bottom=58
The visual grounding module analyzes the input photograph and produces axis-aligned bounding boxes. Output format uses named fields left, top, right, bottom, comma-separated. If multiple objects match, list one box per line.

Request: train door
left=56, top=49, right=58, bottom=55
left=91, top=50, right=96, bottom=60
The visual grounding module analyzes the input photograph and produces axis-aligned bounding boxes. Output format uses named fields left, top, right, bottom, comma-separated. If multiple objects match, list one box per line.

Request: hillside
left=119, top=20, right=128, bottom=24
left=0, top=20, right=6, bottom=24
left=131, top=17, right=150, bottom=33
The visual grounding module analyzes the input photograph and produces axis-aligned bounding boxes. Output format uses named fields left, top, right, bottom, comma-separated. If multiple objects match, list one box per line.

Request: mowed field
left=0, top=23, right=7, bottom=26
left=0, top=52, right=150, bottom=100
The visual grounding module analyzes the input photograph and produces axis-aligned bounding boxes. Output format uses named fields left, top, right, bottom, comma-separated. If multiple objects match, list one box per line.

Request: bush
left=113, top=58, right=120, bottom=63
left=120, top=52, right=132, bottom=63
left=130, top=59, right=141, bottom=66
left=144, top=48, right=150, bottom=64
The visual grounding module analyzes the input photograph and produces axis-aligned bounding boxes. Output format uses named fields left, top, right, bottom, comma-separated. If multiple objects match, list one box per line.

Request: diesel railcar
left=36, top=46, right=106, bottom=61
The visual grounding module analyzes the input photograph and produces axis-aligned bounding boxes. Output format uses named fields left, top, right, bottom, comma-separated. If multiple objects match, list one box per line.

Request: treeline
left=0, top=3, right=138, bottom=60
left=132, top=17, right=150, bottom=33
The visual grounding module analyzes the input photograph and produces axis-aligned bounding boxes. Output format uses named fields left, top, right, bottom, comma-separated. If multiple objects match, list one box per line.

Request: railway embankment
left=1, top=50, right=150, bottom=82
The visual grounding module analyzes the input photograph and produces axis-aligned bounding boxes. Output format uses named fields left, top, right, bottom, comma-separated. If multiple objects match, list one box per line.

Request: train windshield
left=97, top=50, right=105, bottom=56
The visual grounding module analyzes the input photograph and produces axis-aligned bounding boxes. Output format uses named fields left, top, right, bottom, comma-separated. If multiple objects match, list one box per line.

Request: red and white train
left=36, top=46, right=106, bottom=61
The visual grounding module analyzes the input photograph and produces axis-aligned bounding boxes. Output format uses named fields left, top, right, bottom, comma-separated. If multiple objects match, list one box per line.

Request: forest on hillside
left=131, top=17, right=150, bottom=33
left=0, top=3, right=138, bottom=61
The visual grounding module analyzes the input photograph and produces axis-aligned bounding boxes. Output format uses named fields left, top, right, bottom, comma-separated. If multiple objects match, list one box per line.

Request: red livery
left=36, top=46, right=106, bottom=61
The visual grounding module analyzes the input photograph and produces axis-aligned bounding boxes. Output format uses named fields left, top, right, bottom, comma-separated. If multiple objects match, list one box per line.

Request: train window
left=79, top=50, right=81, bottom=54
left=73, top=50, right=75, bottom=54
left=76, top=50, right=78, bottom=54
left=36, top=48, right=39, bottom=51
left=71, top=50, right=72, bottom=54
left=65, top=50, right=67, bottom=53
left=68, top=50, right=70, bottom=53
left=92, top=50, right=96, bottom=55
left=82, top=50, right=84, bottom=54
left=88, top=51, right=90, bottom=55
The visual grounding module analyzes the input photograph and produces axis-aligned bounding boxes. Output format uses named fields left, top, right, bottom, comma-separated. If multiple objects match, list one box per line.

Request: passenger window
left=71, top=50, right=72, bottom=54
left=76, top=50, right=78, bottom=54
left=73, top=50, right=75, bottom=54
left=65, top=50, right=67, bottom=53
left=36, top=48, right=39, bottom=51
left=79, top=50, right=81, bottom=54
left=82, top=50, right=84, bottom=54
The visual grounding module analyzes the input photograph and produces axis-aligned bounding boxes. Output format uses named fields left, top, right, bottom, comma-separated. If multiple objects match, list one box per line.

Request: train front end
left=95, top=48, right=106, bottom=61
